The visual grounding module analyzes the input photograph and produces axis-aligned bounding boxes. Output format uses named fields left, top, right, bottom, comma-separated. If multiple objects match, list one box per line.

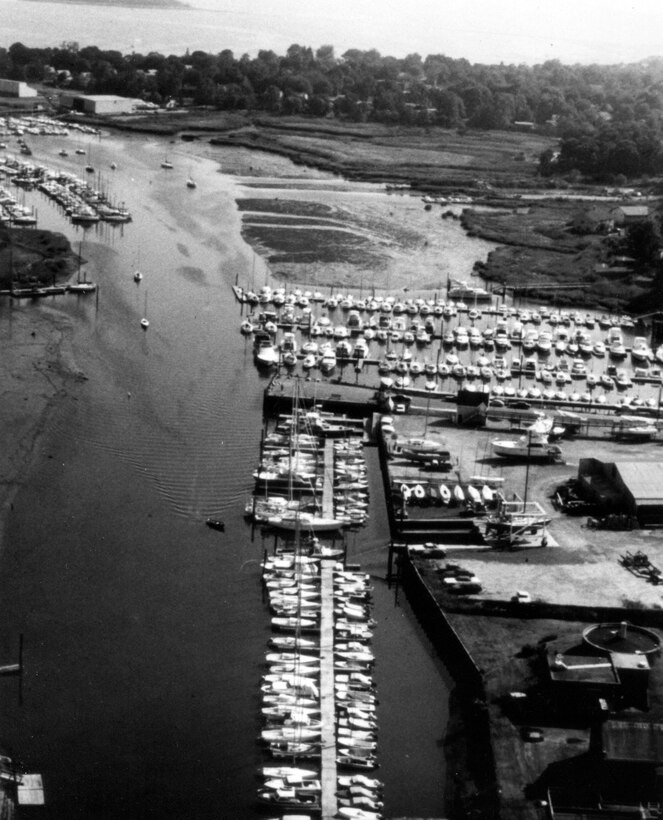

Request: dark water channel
left=0, top=134, right=457, bottom=817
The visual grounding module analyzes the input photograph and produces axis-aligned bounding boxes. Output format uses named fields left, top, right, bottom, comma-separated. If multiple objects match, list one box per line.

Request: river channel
left=0, top=131, right=486, bottom=818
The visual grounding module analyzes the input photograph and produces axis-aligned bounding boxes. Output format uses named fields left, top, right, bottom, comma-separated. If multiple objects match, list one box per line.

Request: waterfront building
left=0, top=79, right=37, bottom=98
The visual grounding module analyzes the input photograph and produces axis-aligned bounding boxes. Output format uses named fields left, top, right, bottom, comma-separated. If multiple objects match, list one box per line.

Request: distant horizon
left=2, top=0, right=663, bottom=67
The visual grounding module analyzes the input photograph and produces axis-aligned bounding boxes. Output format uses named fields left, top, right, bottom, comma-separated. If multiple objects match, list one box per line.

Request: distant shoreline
left=21, top=0, right=189, bottom=8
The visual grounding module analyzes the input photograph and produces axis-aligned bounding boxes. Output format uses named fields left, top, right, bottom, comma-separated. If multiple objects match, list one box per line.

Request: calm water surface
left=0, top=134, right=459, bottom=817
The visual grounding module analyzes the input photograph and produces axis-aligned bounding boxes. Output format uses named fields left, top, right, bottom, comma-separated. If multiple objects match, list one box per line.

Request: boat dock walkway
left=319, top=559, right=337, bottom=819
left=322, top=440, right=335, bottom=520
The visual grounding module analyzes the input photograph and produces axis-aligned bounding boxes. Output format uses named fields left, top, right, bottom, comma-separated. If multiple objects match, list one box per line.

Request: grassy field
left=8, top=102, right=660, bottom=308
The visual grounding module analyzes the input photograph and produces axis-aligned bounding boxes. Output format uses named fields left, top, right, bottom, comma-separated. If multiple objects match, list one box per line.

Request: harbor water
left=0, top=133, right=460, bottom=817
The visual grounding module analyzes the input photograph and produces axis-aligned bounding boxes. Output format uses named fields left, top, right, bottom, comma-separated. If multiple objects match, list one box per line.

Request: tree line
left=5, top=41, right=663, bottom=179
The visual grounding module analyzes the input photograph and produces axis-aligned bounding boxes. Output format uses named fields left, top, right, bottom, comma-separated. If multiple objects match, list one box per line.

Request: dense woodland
left=5, top=42, right=663, bottom=181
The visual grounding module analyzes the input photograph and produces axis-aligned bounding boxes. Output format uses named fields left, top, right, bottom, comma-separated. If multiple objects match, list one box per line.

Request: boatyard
left=240, top=277, right=663, bottom=819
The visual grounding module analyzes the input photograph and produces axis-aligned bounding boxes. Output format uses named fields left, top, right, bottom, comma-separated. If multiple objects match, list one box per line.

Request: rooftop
left=602, top=720, right=663, bottom=764
left=617, top=462, right=663, bottom=504
left=548, top=653, right=620, bottom=686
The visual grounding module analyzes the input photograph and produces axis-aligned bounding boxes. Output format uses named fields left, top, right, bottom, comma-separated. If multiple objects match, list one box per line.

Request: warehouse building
left=578, top=458, right=663, bottom=527
left=58, top=94, right=137, bottom=115
left=0, top=79, right=38, bottom=98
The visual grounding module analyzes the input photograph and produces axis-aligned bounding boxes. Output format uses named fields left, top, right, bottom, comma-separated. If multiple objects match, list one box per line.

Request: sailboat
left=265, top=382, right=345, bottom=533
left=161, top=156, right=173, bottom=169
left=68, top=242, right=97, bottom=293
left=186, top=174, right=196, bottom=189
left=492, top=415, right=561, bottom=460
left=140, top=292, right=149, bottom=329
left=84, top=141, right=94, bottom=174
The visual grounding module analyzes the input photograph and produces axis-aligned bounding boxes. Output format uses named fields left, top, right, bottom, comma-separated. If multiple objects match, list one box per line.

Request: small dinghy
left=466, top=485, right=481, bottom=505
left=413, top=484, right=426, bottom=500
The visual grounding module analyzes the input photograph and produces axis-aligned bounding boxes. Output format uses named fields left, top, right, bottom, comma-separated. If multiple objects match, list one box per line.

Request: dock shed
left=0, top=79, right=37, bottom=98
left=578, top=459, right=663, bottom=527
left=58, top=94, right=137, bottom=115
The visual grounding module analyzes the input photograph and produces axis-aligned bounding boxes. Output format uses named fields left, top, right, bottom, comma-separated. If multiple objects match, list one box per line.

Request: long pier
left=319, top=559, right=337, bottom=819
left=322, top=440, right=335, bottom=519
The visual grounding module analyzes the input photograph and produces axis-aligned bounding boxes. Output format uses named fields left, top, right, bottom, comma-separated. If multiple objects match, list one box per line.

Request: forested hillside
left=5, top=42, right=663, bottom=179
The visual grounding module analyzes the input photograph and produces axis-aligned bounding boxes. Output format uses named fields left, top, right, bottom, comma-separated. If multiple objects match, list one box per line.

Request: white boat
left=453, top=485, right=465, bottom=503
left=492, top=415, right=562, bottom=460
left=397, top=437, right=447, bottom=454
left=267, top=510, right=345, bottom=532
left=439, top=484, right=451, bottom=505
left=631, top=336, right=653, bottom=363
left=186, top=177, right=197, bottom=189
left=161, top=157, right=173, bottom=169
left=69, top=277, right=97, bottom=294
left=261, top=727, right=321, bottom=743
left=261, top=765, right=319, bottom=780
left=319, top=346, right=337, bottom=373
left=140, top=291, right=150, bottom=329
left=466, top=485, right=481, bottom=505
left=270, top=616, right=320, bottom=634
left=254, top=337, right=279, bottom=368
left=338, top=774, right=382, bottom=790
left=447, top=280, right=492, bottom=302
left=614, top=417, right=658, bottom=442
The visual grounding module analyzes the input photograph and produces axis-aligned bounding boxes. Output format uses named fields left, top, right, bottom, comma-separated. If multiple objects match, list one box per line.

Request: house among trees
left=610, top=205, right=650, bottom=225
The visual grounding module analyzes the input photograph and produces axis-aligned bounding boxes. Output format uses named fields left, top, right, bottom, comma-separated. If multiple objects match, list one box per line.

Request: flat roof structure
left=602, top=720, right=663, bottom=764
left=548, top=654, right=619, bottom=687
left=616, top=462, right=663, bottom=505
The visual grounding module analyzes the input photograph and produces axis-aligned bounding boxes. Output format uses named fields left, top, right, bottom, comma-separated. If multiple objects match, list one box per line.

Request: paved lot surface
left=386, top=410, right=663, bottom=608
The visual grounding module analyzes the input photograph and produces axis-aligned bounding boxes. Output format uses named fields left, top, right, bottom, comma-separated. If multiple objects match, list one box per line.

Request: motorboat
left=205, top=518, right=225, bottom=532
left=261, top=726, right=321, bottom=743
left=447, top=280, right=492, bottom=302
left=254, top=334, right=279, bottom=368
left=256, top=785, right=321, bottom=809
left=613, top=416, right=658, bottom=442
left=631, top=336, right=653, bottom=363
left=261, top=766, right=319, bottom=780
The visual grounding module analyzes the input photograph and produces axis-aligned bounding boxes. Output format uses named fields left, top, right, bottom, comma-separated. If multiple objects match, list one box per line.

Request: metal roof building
left=602, top=720, right=663, bottom=764
left=59, top=94, right=138, bottom=115
left=579, top=459, right=663, bottom=527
